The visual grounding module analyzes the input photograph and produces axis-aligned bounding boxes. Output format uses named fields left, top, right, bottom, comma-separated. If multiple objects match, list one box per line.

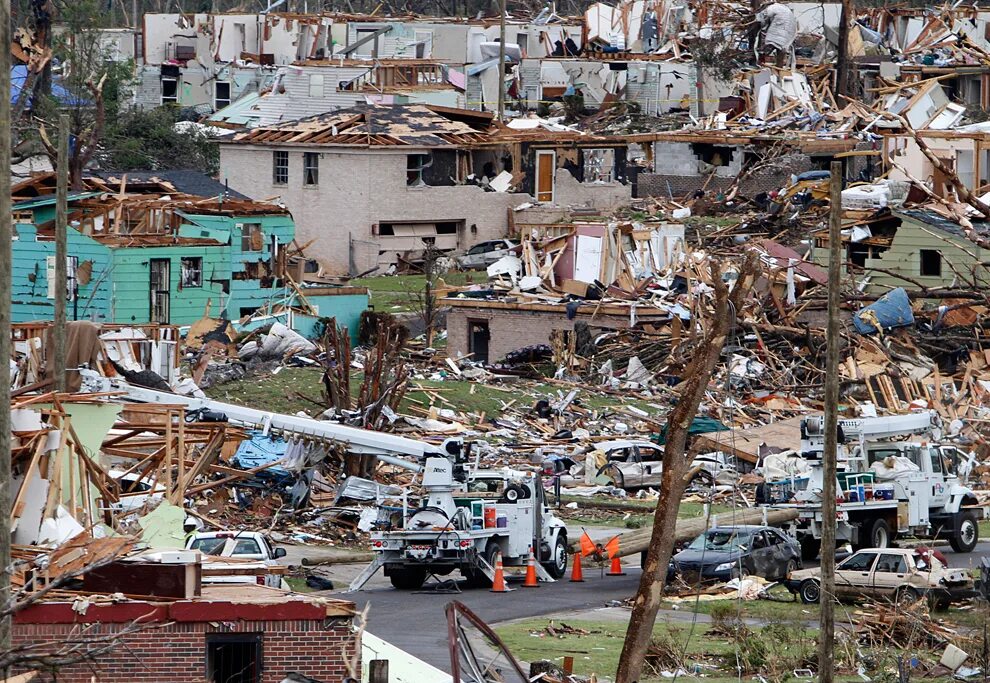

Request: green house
left=811, top=209, right=990, bottom=294
left=11, top=191, right=368, bottom=338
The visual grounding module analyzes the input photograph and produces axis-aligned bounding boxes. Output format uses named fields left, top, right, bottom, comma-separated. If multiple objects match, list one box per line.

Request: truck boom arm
left=115, top=382, right=458, bottom=472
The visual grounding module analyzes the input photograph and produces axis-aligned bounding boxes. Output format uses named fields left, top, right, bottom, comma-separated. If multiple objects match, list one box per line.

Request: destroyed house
left=210, top=60, right=466, bottom=130
left=811, top=209, right=990, bottom=293
left=10, top=181, right=368, bottom=329
left=219, top=103, right=632, bottom=275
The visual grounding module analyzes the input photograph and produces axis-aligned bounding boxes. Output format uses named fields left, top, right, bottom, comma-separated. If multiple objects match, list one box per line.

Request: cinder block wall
left=13, top=618, right=357, bottom=682
left=637, top=153, right=817, bottom=199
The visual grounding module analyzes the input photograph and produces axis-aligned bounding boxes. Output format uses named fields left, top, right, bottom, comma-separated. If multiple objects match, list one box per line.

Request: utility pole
left=818, top=160, right=843, bottom=683
left=54, top=114, right=69, bottom=393
left=0, top=0, right=13, bottom=660
left=835, top=0, right=853, bottom=98
left=497, top=0, right=506, bottom=120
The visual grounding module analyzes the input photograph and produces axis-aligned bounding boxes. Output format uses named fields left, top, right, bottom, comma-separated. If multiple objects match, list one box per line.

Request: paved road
left=299, top=534, right=990, bottom=673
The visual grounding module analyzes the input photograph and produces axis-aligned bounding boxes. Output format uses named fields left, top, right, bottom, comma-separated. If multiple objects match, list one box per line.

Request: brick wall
left=447, top=307, right=635, bottom=362
left=13, top=617, right=357, bottom=682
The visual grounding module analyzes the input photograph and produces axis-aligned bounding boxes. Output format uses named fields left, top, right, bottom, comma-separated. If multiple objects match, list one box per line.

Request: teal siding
left=12, top=223, right=114, bottom=323
left=110, top=246, right=231, bottom=325
left=304, top=292, right=369, bottom=341
left=228, top=214, right=297, bottom=317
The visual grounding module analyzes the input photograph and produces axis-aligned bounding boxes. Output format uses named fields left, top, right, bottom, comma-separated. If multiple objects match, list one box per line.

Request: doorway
left=468, top=320, right=490, bottom=364
left=149, top=258, right=170, bottom=324
left=206, top=633, right=262, bottom=683
left=535, top=150, right=555, bottom=202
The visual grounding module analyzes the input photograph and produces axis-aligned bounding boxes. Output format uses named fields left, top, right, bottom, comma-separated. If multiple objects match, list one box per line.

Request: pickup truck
left=185, top=531, right=289, bottom=589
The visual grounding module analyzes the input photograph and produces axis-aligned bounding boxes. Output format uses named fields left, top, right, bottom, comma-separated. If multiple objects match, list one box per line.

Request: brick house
left=13, top=585, right=359, bottom=683
left=218, top=103, right=632, bottom=275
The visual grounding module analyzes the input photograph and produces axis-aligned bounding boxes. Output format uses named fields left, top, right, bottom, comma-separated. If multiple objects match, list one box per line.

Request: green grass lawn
left=350, top=272, right=478, bottom=312
left=495, top=616, right=820, bottom=682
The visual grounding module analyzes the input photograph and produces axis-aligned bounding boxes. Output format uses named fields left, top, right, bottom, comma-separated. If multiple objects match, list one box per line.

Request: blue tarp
left=652, top=416, right=730, bottom=445
left=853, top=287, right=915, bottom=335
left=11, top=65, right=91, bottom=107
left=231, top=430, right=292, bottom=484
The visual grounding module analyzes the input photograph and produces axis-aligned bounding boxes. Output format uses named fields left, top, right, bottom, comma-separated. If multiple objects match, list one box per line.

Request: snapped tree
left=615, top=251, right=762, bottom=683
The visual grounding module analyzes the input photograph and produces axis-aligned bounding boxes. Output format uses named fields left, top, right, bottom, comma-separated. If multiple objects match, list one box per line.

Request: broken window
left=583, top=148, right=615, bottom=183
left=215, top=82, right=231, bottom=110
left=180, top=257, right=203, bottom=288
left=161, top=78, right=178, bottom=105
left=920, top=249, right=942, bottom=277
left=46, top=255, right=78, bottom=300
left=241, top=223, right=263, bottom=252
left=303, top=152, right=319, bottom=186
left=272, top=151, right=288, bottom=185
left=354, top=28, right=379, bottom=57
left=206, top=633, right=262, bottom=683
left=407, top=154, right=430, bottom=186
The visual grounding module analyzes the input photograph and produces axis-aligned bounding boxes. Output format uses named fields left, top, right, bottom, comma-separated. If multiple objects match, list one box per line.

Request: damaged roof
left=226, top=103, right=496, bottom=147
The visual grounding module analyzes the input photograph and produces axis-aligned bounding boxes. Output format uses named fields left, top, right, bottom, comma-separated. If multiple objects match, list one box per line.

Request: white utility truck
left=762, top=410, right=983, bottom=560
left=117, top=383, right=567, bottom=592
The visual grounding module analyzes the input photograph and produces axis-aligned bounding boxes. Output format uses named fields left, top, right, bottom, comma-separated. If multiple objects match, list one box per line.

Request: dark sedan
left=666, top=525, right=801, bottom=584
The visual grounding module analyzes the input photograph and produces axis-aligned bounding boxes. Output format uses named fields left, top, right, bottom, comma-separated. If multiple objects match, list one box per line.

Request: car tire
left=543, top=534, right=568, bottom=579
left=597, top=465, right=624, bottom=489
left=949, top=511, right=979, bottom=553
left=866, top=518, right=892, bottom=549
left=389, top=567, right=427, bottom=590
left=895, top=586, right=921, bottom=606
left=799, top=579, right=821, bottom=604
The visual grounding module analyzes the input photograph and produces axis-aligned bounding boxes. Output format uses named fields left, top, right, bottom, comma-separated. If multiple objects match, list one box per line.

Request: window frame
left=161, top=77, right=178, bottom=105
left=180, top=256, right=203, bottom=288
left=214, top=81, right=231, bottom=110
left=303, top=152, right=319, bottom=186
left=919, top=248, right=942, bottom=277
left=241, top=223, right=263, bottom=252
left=272, top=150, right=289, bottom=186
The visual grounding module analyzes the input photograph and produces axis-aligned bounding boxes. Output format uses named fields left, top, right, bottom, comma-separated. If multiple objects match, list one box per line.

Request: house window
left=354, top=28, right=379, bottom=57
left=215, top=82, right=231, bottom=110
left=180, top=257, right=203, bottom=287
left=272, top=151, right=288, bottom=185
left=241, top=223, right=263, bottom=252
left=584, top=148, right=615, bottom=183
left=308, top=74, right=325, bottom=97
left=407, top=154, right=429, bottom=186
left=46, top=255, right=78, bottom=300
left=303, top=152, right=319, bottom=186
left=162, top=78, right=178, bottom=105
left=920, top=249, right=942, bottom=277
left=206, top=633, right=262, bottom=683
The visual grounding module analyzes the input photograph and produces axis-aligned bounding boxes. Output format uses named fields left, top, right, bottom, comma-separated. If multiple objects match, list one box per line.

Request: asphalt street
left=312, top=536, right=990, bottom=673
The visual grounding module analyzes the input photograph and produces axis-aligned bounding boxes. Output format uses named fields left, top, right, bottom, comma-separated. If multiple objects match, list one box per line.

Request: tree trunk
left=614, top=252, right=761, bottom=683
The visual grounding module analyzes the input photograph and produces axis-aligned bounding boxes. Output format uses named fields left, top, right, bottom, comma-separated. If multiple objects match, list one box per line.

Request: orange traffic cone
left=523, top=546, right=539, bottom=588
left=490, top=554, right=508, bottom=593
left=607, top=555, right=626, bottom=576
left=569, top=552, right=585, bottom=582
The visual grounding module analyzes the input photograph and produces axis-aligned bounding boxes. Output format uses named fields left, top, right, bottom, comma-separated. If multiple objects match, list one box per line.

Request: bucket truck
left=762, top=410, right=985, bottom=560
left=118, top=383, right=568, bottom=592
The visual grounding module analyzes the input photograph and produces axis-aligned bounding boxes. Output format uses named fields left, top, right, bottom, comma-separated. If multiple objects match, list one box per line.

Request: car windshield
left=189, top=538, right=226, bottom=555
left=688, top=530, right=752, bottom=552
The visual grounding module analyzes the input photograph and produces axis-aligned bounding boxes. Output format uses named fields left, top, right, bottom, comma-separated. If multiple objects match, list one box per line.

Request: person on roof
left=756, top=2, right=797, bottom=67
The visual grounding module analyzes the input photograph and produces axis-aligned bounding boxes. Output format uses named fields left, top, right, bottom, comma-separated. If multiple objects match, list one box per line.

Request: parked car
left=785, top=547, right=974, bottom=608
left=664, top=525, right=801, bottom=583
left=186, top=531, right=289, bottom=589
left=457, top=240, right=516, bottom=269
left=594, top=440, right=728, bottom=490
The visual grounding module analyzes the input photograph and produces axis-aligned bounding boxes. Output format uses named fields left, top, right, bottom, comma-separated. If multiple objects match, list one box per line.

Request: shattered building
left=11, top=172, right=368, bottom=330
left=218, top=103, right=633, bottom=275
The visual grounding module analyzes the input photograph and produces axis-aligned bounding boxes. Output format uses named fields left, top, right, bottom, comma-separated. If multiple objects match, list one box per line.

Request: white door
left=574, top=235, right=602, bottom=282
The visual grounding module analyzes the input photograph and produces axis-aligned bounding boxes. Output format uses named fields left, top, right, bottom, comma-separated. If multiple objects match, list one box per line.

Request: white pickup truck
left=185, top=531, right=289, bottom=589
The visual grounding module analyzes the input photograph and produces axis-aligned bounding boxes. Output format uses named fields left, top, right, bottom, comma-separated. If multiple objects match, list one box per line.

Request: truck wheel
left=543, top=534, right=568, bottom=579
left=466, top=541, right=502, bottom=588
left=865, top=518, right=891, bottom=549
left=949, top=511, right=979, bottom=553
left=389, top=567, right=427, bottom=590
left=799, top=536, right=821, bottom=562
left=799, top=579, right=821, bottom=604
